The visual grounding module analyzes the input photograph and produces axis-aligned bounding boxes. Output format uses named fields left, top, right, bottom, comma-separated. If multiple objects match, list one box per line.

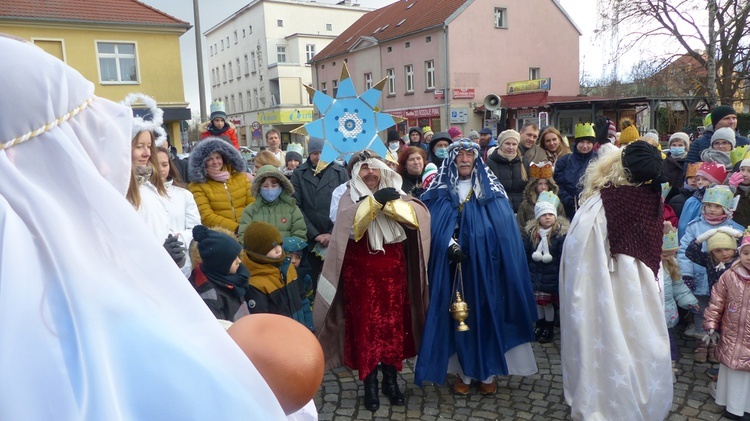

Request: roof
left=501, top=92, right=549, bottom=109
left=314, top=0, right=467, bottom=61
left=0, top=0, right=190, bottom=28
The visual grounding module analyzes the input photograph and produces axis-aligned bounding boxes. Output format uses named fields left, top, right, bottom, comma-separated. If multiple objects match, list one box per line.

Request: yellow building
left=0, top=0, right=192, bottom=152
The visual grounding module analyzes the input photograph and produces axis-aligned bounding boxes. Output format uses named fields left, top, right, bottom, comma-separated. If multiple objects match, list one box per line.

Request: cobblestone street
left=314, top=324, right=732, bottom=420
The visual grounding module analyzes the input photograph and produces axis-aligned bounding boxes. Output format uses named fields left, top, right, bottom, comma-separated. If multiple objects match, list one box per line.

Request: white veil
left=0, top=37, right=286, bottom=418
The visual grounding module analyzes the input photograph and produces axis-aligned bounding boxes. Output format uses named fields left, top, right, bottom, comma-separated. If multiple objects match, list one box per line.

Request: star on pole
left=291, top=63, right=405, bottom=173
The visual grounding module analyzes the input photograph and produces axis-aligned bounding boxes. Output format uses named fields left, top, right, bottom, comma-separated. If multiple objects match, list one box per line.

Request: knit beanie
left=707, top=231, right=738, bottom=252
left=619, top=119, right=639, bottom=145
left=193, top=225, right=241, bottom=275
left=282, top=236, right=307, bottom=254
left=243, top=221, right=283, bottom=258
left=534, top=191, right=559, bottom=220
left=711, top=105, right=736, bottom=127
left=738, top=231, right=750, bottom=254
left=285, top=151, right=303, bottom=165
left=741, top=158, right=750, bottom=169
left=497, top=129, right=521, bottom=148
left=711, top=127, right=736, bottom=148
left=621, top=140, right=663, bottom=186
left=468, top=130, right=480, bottom=141
left=448, top=126, right=462, bottom=139
left=308, top=137, right=324, bottom=154
left=429, top=132, right=452, bottom=152
left=668, top=132, right=690, bottom=147
left=607, top=120, right=617, bottom=140
left=387, top=129, right=402, bottom=142
left=422, top=126, right=434, bottom=138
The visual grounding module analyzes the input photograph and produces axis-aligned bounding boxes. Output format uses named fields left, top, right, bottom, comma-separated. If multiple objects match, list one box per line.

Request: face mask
left=435, top=147, right=448, bottom=159
left=260, top=186, right=283, bottom=202
left=388, top=141, right=401, bottom=152
left=670, top=146, right=686, bottom=156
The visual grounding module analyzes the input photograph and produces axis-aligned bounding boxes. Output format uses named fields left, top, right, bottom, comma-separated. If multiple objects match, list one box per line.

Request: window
left=249, top=25, right=253, bottom=34
left=244, top=54, right=250, bottom=75
left=230, top=95, right=235, bottom=113
left=277, top=46, right=286, bottom=63
left=405, top=41, right=411, bottom=48
left=529, top=67, right=541, bottom=80
left=222, top=64, right=227, bottom=83
left=224, top=96, right=229, bottom=109
left=226, top=36, right=230, bottom=48
left=425, top=60, right=435, bottom=90
left=233, top=31, right=238, bottom=44
left=405, top=64, right=414, bottom=93
left=251, top=52, right=257, bottom=72
left=386, top=68, right=395, bottom=95
left=210, top=68, right=215, bottom=86
left=247, top=90, right=252, bottom=110
left=242, top=29, right=246, bottom=38
left=236, top=58, right=241, bottom=78
left=364, top=72, right=373, bottom=90
left=387, top=46, right=392, bottom=52
left=326, top=23, right=333, bottom=31
left=253, top=89, right=258, bottom=109
left=494, top=7, right=508, bottom=28
left=238, top=92, right=243, bottom=111
left=332, top=79, right=338, bottom=97
left=425, top=36, right=431, bottom=43
left=277, top=19, right=284, bottom=27
left=305, top=44, right=316, bottom=63
left=321, top=82, right=327, bottom=96
left=221, top=39, right=224, bottom=50
left=209, top=45, right=213, bottom=56
left=97, top=42, right=138, bottom=83
left=228, top=62, right=233, bottom=80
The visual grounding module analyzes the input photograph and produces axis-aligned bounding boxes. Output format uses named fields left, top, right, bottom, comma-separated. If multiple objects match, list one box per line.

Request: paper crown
left=421, top=163, right=438, bottom=188
left=385, top=150, right=399, bottom=164
left=663, top=227, right=679, bottom=252
left=534, top=191, right=560, bottom=219
left=730, top=145, right=749, bottom=165
left=210, top=100, right=226, bottom=114
left=121, top=93, right=167, bottom=147
left=702, top=185, right=737, bottom=210
left=574, top=123, right=595, bottom=140
left=697, top=161, right=728, bottom=184
left=537, top=191, right=560, bottom=208
left=685, top=162, right=702, bottom=178
left=529, top=161, right=554, bottom=179
left=661, top=182, right=671, bottom=200
left=286, top=142, right=304, bottom=155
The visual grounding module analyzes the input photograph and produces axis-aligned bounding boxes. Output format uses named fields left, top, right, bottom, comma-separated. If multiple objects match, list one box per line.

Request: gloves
left=695, top=228, right=719, bottom=244
left=683, top=275, right=696, bottom=292
left=729, top=172, right=743, bottom=188
left=716, top=226, right=744, bottom=238
left=702, top=328, right=720, bottom=345
left=594, top=116, right=611, bottom=144
left=448, top=243, right=466, bottom=263
left=411, top=186, right=425, bottom=198
left=163, top=234, right=186, bottom=268
left=372, top=187, right=400, bottom=208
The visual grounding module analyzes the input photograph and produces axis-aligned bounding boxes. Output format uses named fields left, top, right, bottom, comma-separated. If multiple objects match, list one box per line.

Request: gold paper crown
left=529, top=161, right=554, bottom=179
left=574, top=123, right=596, bottom=140
left=730, top=145, right=749, bottom=165
left=663, top=228, right=679, bottom=252
left=685, top=162, right=702, bottom=178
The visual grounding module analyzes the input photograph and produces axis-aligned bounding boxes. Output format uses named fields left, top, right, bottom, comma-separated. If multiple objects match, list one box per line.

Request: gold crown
left=529, top=161, right=554, bottom=179
left=685, top=162, right=702, bottom=178
left=575, top=123, right=596, bottom=140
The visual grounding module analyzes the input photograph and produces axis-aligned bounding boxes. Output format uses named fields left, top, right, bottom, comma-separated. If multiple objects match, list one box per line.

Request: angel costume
left=0, top=36, right=311, bottom=419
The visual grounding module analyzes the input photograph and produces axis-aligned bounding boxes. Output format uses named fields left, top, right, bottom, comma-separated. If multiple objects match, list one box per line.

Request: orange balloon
left=227, top=314, right=324, bottom=415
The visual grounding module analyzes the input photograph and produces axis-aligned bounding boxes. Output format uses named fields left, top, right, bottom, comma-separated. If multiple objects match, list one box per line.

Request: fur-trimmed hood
left=523, top=177, right=560, bottom=204
left=251, top=165, right=294, bottom=197
left=524, top=216, right=569, bottom=239
left=188, top=138, right=247, bottom=183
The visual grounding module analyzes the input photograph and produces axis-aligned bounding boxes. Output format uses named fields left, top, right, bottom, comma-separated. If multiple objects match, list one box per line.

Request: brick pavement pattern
left=314, top=324, right=731, bottom=420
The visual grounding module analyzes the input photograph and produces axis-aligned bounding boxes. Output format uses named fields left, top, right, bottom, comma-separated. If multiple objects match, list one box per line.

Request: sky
left=141, top=0, right=599, bottom=114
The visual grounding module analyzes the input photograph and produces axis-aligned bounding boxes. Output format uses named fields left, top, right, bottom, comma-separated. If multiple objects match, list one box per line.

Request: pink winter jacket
left=704, top=261, right=750, bottom=371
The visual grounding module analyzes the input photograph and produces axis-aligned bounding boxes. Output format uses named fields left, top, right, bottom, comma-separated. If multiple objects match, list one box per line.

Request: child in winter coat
left=678, top=161, right=727, bottom=238
left=190, top=225, right=250, bottom=322
left=200, top=101, right=239, bottom=150
left=669, top=162, right=702, bottom=218
left=662, top=222, right=700, bottom=383
left=282, top=236, right=314, bottom=331
left=516, top=162, right=566, bottom=231
left=729, top=158, right=750, bottom=228
left=242, top=221, right=311, bottom=329
left=703, top=231, right=750, bottom=420
left=679, top=185, right=743, bottom=362
left=522, top=191, right=568, bottom=343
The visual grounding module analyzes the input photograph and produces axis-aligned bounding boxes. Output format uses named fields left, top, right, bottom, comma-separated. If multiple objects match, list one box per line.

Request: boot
left=363, top=367, right=380, bottom=411
left=381, top=364, right=405, bottom=406
left=533, top=319, right=545, bottom=340
left=538, top=320, right=554, bottom=343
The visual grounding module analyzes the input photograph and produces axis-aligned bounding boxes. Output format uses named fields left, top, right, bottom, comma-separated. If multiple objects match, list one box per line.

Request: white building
left=205, top=0, right=370, bottom=148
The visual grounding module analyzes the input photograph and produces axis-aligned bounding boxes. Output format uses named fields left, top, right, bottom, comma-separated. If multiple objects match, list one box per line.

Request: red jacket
left=201, top=123, right=239, bottom=150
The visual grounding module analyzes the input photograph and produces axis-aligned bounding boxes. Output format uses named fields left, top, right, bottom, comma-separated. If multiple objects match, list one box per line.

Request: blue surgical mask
left=388, top=141, right=401, bottom=152
left=670, top=146, right=686, bottom=156
left=260, top=186, right=283, bottom=202
left=435, top=147, right=448, bottom=159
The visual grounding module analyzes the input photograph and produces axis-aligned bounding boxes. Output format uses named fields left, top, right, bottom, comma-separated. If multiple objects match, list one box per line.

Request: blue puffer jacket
left=679, top=216, right=743, bottom=296
left=663, top=267, right=698, bottom=329
left=553, top=147, right=594, bottom=219
left=677, top=189, right=705, bottom=239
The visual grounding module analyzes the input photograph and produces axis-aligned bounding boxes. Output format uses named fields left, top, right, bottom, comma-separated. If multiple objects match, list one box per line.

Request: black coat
left=522, top=219, right=568, bottom=294
left=291, top=159, right=349, bottom=241
left=486, top=151, right=529, bottom=213
left=668, top=186, right=695, bottom=218
left=553, top=148, right=594, bottom=219
left=663, top=153, right=685, bottom=203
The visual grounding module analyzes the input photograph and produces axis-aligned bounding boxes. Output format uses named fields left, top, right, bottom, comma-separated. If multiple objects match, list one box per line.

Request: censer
left=450, top=263, right=469, bottom=331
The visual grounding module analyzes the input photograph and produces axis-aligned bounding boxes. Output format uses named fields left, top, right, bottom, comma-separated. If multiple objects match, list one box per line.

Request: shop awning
left=500, top=91, right=549, bottom=109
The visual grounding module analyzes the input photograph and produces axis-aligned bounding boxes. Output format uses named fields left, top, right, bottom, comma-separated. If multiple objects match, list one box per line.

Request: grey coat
left=290, top=159, right=349, bottom=241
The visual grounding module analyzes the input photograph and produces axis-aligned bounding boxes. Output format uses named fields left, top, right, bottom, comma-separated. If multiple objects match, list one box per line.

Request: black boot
left=533, top=319, right=544, bottom=340
left=381, top=364, right=405, bottom=405
left=538, top=319, right=554, bottom=343
left=363, top=367, right=380, bottom=411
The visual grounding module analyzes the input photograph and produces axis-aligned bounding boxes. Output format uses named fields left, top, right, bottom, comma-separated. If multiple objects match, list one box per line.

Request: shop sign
left=507, top=78, right=551, bottom=94
left=452, top=88, right=475, bottom=99
left=450, top=108, right=468, bottom=124
left=257, top=108, right=314, bottom=124
left=516, top=109, right=538, bottom=119
left=388, top=107, right=441, bottom=118
left=434, top=89, right=445, bottom=99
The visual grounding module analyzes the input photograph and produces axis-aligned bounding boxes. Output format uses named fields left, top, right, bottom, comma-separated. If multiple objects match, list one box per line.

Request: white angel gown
left=0, top=36, right=314, bottom=420
left=560, top=194, right=673, bottom=421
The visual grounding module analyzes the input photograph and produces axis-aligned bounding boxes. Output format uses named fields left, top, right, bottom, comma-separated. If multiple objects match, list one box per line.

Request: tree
left=595, top=0, right=750, bottom=108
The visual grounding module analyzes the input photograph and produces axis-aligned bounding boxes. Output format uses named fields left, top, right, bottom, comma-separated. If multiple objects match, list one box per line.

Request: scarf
left=200, top=263, right=249, bottom=298
left=349, top=157, right=406, bottom=253
left=207, top=166, right=230, bottom=182
left=135, top=165, right=153, bottom=187
left=532, top=227, right=553, bottom=263
left=206, top=123, right=229, bottom=137
left=600, top=185, right=663, bottom=277
left=704, top=212, right=729, bottom=225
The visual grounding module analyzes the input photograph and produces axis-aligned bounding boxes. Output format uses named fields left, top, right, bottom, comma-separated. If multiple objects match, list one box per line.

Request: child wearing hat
left=661, top=222, right=699, bottom=382
left=522, top=191, right=568, bottom=343
left=678, top=161, right=728, bottom=238
left=200, top=101, right=239, bottom=150
left=679, top=185, right=743, bottom=360
left=728, top=158, right=750, bottom=227
left=283, top=151, right=303, bottom=178
left=242, top=221, right=311, bottom=329
left=516, top=162, right=566, bottom=231
left=664, top=132, right=691, bottom=202
left=190, top=224, right=250, bottom=322
left=281, top=236, right=314, bottom=331
left=669, top=162, right=702, bottom=218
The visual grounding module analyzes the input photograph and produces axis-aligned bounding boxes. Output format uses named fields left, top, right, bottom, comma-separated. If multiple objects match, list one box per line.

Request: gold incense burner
left=450, top=291, right=470, bottom=331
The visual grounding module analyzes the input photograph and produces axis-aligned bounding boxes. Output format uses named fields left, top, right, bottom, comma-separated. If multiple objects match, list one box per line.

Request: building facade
left=0, top=0, right=192, bottom=151
left=205, top=0, right=370, bottom=149
left=312, top=0, right=581, bottom=138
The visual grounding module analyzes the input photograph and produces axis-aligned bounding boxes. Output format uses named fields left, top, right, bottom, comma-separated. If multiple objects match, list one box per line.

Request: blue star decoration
left=291, top=63, right=404, bottom=172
